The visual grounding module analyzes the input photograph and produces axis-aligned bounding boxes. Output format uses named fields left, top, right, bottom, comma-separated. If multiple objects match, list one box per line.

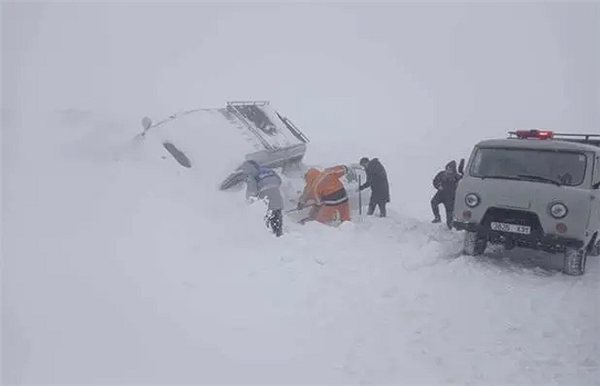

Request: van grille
left=480, top=207, right=551, bottom=249
left=476, top=207, right=583, bottom=252
left=481, top=207, right=543, bottom=232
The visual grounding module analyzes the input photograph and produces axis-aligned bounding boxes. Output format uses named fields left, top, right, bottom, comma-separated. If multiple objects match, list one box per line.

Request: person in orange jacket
left=297, top=165, right=351, bottom=225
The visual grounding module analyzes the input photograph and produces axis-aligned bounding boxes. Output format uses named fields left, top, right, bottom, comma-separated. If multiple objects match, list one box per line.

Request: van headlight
left=549, top=202, right=568, bottom=219
left=465, top=193, right=480, bottom=208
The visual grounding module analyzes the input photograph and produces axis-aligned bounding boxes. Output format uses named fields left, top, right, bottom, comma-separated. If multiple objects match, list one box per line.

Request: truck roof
left=476, top=138, right=600, bottom=153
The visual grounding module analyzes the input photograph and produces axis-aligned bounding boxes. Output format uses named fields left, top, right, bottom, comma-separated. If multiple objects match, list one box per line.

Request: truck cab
left=453, top=129, right=600, bottom=275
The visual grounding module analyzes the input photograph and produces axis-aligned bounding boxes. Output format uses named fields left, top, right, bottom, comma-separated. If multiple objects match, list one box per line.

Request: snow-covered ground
left=2, top=111, right=598, bottom=385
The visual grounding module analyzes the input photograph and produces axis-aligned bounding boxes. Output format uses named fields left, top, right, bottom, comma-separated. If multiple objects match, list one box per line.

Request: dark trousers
left=368, top=201, right=387, bottom=217
left=265, top=209, right=283, bottom=237
left=431, top=191, right=454, bottom=228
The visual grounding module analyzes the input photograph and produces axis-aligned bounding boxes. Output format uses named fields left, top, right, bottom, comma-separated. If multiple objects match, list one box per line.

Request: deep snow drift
left=2, top=111, right=599, bottom=385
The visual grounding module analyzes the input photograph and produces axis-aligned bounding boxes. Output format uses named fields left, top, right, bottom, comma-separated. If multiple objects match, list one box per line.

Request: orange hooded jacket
left=299, top=166, right=350, bottom=224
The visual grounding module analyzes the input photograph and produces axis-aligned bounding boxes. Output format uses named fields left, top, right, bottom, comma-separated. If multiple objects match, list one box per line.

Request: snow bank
left=2, top=111, right=598, bottom=385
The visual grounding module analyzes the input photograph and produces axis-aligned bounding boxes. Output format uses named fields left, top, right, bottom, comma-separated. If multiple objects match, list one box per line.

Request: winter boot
left=446, top=209, right=455, bottom=229
left=270, top=209, right=283, bottom=237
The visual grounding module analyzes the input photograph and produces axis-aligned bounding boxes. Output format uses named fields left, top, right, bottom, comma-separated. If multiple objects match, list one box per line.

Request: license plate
left=490, top=222, right=531, bottom=235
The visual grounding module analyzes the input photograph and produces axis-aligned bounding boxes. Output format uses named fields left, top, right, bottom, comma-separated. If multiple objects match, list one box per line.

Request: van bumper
left=453, top=220, right=585, bottom=251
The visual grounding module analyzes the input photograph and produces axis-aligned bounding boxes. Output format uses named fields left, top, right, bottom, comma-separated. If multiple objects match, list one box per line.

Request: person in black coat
left=431, top=160, right=462, bottom=228
left=358, top=157, right=390, bottom=217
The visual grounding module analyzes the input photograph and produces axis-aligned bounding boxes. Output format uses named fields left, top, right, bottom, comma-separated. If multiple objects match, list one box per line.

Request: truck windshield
left=470, top=147, right=587, bottom=186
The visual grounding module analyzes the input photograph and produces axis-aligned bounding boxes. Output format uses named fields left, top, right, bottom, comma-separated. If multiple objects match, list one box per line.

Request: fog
left=2, top=2, right=600, bottom=385
left=4, top=1, right=598, bottom=218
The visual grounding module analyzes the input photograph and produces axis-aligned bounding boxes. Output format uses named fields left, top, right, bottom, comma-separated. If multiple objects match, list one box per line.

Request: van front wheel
left=589, top=240, right=600, bottom=257
left=463, top=231, right=487, bottom=256
left=563, top=247, right=587, bottom=276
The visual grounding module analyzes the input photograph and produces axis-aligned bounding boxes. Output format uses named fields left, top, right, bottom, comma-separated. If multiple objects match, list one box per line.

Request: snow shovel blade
left=297, top=217, right=312, bottom=225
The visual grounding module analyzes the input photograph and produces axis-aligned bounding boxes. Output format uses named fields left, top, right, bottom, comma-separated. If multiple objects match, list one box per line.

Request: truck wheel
left=463, top=231, right=487, bottom=256
left=563, top=247, right=587, bottom=276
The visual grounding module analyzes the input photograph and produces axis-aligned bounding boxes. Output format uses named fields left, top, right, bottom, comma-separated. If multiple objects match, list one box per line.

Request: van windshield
left=470, top=147, right=587, bottom=186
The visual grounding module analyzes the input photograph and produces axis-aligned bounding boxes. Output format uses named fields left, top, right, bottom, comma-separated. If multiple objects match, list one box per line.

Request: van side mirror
left=458, top=158, right=465, bottom=175
left=593, top=181, right=600, bottom=190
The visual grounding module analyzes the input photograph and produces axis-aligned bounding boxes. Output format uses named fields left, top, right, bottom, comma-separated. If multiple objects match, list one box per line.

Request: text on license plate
left=490, top=222, right=531, bottom=235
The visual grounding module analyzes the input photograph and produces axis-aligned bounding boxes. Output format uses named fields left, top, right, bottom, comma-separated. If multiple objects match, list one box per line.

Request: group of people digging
left=238, top=157, right=462, bottom=237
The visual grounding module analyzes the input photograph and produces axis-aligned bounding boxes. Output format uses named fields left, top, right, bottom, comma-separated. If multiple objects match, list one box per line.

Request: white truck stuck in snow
left=138, top=101, right=371, bottom=216
left=453, top=129, right=600, bottom=275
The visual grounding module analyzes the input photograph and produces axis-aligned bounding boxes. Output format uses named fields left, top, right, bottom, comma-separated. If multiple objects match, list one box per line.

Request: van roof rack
left=552, top=132, right=600, bottom=147
left=508, top=130, right=600, bottom=147
left=226, top=101, right=270, bottom=106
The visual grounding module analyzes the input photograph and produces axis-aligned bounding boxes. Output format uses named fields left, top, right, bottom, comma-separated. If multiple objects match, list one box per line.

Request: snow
left=142, top=109, right=258, bottom=183
left=3, top=2, right=600, bottom=384
left=2, top=111, right=599, bottom=385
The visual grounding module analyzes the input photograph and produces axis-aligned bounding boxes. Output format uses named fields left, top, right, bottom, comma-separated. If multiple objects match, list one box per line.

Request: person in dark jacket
left=358, top=157, right=390, bottom=217
left=240, top=160, right=284, bottom=237
left=431, top=160, right=462, bottom=229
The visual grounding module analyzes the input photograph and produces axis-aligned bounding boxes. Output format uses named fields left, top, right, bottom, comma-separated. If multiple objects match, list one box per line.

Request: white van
left=453, top=129, right=600, bottom=275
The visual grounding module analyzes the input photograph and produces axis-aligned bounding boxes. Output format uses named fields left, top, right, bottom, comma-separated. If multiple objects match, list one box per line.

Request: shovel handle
left=358, top=175, right=362, bottom=216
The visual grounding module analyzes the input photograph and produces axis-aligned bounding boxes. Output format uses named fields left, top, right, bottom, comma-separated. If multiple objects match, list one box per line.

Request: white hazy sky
left=2, top=1, right=599, bottom=166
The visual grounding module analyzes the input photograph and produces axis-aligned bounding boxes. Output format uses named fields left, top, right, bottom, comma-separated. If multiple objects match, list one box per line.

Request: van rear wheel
left=463, top=231, right=487, bottom=256
left=563, top=247, right=587, bottom=276
left=589, top=241, right=600, bottom=257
